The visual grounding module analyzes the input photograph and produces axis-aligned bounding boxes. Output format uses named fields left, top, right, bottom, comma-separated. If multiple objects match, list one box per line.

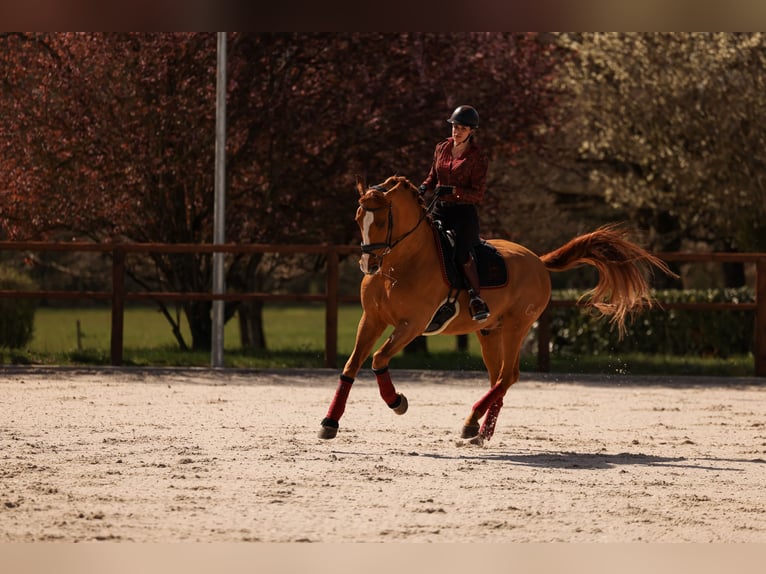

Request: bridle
left=359, top=183, right=435, bottom=262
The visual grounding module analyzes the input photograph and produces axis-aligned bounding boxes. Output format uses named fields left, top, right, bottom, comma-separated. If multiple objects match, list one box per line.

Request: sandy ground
left=1, top=366, right=765, bottom=543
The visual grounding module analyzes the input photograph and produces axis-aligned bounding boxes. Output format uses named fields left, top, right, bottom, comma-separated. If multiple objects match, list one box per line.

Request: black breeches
left=432, top=203, right=480, bottom=264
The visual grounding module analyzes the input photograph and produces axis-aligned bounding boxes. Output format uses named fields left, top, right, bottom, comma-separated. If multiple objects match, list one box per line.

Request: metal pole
left=110, top=247, right=126, bottom=366
left=756, top=257, right=766, bottom=377
left=211, top=32, right=226, bottom=368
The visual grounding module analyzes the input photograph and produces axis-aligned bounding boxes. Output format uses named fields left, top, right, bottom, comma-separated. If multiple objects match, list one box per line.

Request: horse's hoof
left=318, top=417, right=339, bottom=439
left=318, top=425, right=338, bottom=439
left=393, top=393, right=408, bottom=415
left=461, top=423, right=480, bottom=439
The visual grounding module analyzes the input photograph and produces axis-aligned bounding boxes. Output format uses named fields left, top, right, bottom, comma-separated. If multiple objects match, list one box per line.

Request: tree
left=1, top=33, right=224, bottom=349
left=0, top=33, right=346, bottom=350
left=551, top=32, right=766, bottom=265
left=0, top=33, right=566, bottom=350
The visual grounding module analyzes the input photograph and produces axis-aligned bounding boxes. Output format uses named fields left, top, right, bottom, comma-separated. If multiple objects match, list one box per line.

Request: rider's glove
left=435, top=185, right=455, bottom=197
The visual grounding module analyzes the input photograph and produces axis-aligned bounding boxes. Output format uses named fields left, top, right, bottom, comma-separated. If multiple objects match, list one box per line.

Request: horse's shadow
left=332, top=448, right=752, bottom=472
left=418, top=450, right=749, bottom=472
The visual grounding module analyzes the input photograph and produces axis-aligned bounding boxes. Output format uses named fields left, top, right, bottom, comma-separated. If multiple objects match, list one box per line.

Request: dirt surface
left=1, top=366, right=765, bottom=542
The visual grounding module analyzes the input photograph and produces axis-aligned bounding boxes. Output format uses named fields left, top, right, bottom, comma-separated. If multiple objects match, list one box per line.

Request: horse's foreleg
left=367, top=322, right=427, bottom=416
left=373, top=366, right=408, bottom=415
left=319, top=312, right=386, bottom=440
left=318, top=374, right=355, bottom=439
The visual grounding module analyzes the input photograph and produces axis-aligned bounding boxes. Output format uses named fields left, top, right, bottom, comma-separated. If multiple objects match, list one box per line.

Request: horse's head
left=356, top=176, right=425, bottom=275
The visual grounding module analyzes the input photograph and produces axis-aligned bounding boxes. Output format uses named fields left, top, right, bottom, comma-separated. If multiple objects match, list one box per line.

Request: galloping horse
left=319, top=175, right=672, bottom=445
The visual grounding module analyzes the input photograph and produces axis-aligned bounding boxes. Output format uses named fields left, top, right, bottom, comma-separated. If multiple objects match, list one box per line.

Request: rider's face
left=451, top=124, right=472, bottom=144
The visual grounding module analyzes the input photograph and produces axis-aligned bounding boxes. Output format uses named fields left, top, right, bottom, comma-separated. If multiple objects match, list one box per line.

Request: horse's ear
left=355, top=175, right=365, bottom=196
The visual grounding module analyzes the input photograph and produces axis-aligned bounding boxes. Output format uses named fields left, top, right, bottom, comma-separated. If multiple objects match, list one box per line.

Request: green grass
left=24, top=303, right=471, bottom=355
left=1, top=304, right=756, bottom=377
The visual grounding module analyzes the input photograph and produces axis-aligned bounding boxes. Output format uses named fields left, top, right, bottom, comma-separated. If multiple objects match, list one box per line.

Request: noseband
left=359, top=183, right=432, bottom=259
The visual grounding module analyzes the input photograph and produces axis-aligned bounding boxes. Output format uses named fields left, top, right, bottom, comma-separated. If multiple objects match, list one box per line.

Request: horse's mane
left=376, top=175, right=430, bottom=220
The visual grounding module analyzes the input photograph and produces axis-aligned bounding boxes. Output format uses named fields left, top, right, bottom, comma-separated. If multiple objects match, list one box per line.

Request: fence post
left=325, top=246, right=339, bottom=369
left=110, top=246, right=125, bottom=366
left=757, top=257, right=766, bottom=377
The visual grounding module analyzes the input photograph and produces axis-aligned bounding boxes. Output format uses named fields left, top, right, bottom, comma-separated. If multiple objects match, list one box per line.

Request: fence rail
left=1, top=241, right=764, bottom=376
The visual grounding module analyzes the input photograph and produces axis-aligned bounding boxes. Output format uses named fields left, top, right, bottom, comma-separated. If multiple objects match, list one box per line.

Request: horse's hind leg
left=462, top=323, right=527, bottom=445
left=478, top=397, right=504, bottom=443
left=461, top=328, right=503, bottom=440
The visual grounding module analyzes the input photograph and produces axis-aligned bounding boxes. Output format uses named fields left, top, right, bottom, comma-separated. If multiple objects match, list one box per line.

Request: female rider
left=419, top=104, right=490, bottom=322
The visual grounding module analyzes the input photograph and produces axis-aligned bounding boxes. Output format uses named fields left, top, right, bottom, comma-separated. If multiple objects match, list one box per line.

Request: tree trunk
left=238, top=300, right=267, bottom=349
left=184, top=300, right=213, bottom=351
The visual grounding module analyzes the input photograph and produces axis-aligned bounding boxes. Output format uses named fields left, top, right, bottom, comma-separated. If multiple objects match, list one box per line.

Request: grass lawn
left=2, top=304, right=755, bottom=377
left=26, top=304, right=470, bottom=355
left=19, top=304, right=482, bottom=368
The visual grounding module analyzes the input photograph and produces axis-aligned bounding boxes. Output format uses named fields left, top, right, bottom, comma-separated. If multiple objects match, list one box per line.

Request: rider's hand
left=435, top=185, right=455, bottom=197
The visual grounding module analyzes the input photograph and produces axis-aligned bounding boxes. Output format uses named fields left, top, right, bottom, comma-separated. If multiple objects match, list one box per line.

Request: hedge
left=548, top=287, right=755, bottom=358
left=0, top=266, right=37, bottom=349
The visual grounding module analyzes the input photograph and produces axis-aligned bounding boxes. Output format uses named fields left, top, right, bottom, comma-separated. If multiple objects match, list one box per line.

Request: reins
left=359, top=182, right=437, bottom=259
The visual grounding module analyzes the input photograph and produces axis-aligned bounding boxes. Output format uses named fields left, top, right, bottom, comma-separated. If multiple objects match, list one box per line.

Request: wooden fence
left=1, top=242, right=765, bottom=376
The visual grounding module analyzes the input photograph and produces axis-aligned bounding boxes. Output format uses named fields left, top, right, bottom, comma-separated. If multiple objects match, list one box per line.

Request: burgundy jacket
left=421, top=137, right=489, bottom=205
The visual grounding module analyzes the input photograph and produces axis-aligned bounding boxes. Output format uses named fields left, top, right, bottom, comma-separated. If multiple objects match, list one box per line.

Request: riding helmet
left=447, top=105, right=479, bottom=128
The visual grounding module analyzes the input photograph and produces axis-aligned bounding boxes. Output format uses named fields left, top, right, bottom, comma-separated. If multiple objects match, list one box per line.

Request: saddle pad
left=475, top=241, right=509, bottom=288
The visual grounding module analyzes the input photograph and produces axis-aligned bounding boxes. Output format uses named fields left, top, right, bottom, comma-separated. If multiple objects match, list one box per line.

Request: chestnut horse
left=318, top=176, right=672, bottom=445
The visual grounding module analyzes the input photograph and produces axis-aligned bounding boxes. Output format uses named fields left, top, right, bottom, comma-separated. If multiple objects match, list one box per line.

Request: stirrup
left=469, top=296, right=490, bottom=322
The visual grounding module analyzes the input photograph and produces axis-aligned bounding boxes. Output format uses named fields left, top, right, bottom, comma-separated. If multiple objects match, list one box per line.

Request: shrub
left=548, top=287, right=755, bottom=358
left=0, top=266, right=37, bottom=349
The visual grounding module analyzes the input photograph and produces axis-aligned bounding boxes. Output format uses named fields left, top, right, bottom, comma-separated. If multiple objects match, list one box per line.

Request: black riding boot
left=461, top=256, right=490, bottom=322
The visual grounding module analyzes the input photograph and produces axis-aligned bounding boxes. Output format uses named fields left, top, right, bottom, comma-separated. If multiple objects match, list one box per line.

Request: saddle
left=424, top=222, right=508, bottom=335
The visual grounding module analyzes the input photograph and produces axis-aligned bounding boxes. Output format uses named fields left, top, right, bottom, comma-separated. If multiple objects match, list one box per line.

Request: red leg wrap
left=479, top=398, right=504, bottom=440
left=472, top=383, right=505, bottom=417
left=374, top=367, right=398, bottom=406
left=326, top=377, right=353, bottom=422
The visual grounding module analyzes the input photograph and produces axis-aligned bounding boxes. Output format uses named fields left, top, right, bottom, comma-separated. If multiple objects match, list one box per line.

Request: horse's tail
left=540, top=224, right=676, bottom=337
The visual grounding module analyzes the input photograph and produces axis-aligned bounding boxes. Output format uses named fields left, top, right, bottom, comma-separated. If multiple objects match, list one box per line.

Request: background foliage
left=549, top=33, right=766, bottom=255
left=1, top=33, right=763, bottom=355
left=0, top=32, right=564, bottom=351
left=0, top=266, right=36, bottom=349
left=549, top=287, right=755, bottom=358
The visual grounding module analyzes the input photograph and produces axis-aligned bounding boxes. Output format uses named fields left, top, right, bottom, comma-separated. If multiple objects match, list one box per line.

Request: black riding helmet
left=447, top=105, right=479, bottom=128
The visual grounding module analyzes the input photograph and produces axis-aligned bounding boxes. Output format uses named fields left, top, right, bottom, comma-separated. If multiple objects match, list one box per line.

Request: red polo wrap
left=326, top=377, right=353, bottom=421
left=375, top=368, right=398, bottom=406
